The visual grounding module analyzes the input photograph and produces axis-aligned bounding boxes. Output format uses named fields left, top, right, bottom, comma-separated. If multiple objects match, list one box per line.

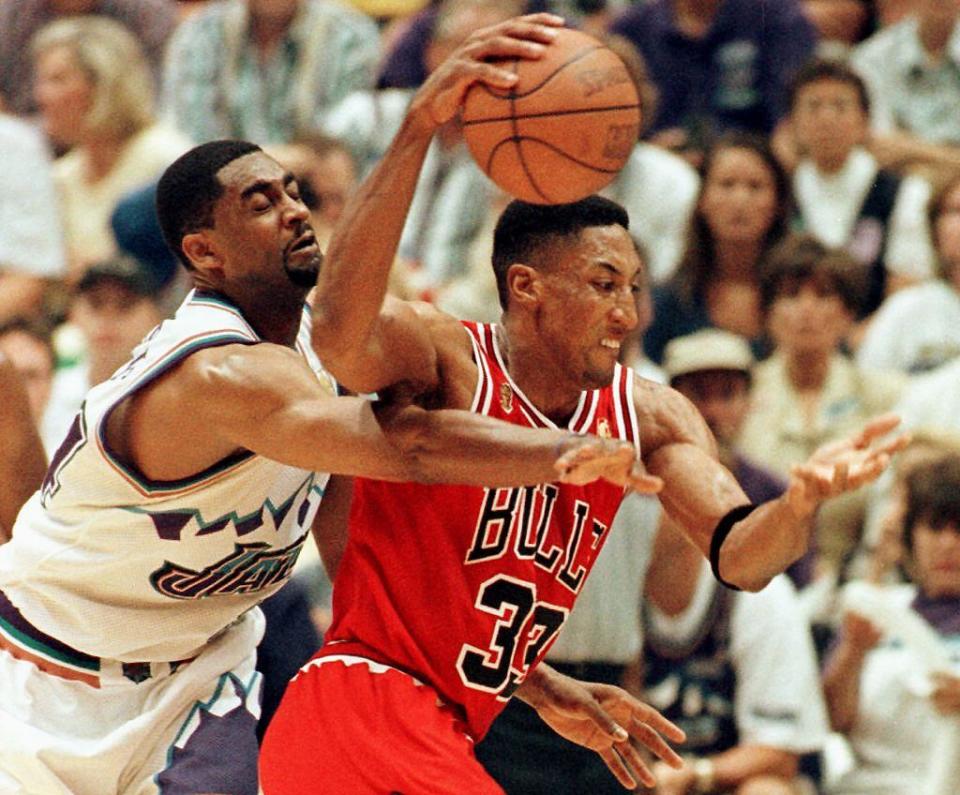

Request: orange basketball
left=461, top=27, right=641, bottom=205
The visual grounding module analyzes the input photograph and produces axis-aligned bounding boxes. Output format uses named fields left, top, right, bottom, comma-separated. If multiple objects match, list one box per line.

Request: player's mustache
left=285, top=222, right=318, bottom=256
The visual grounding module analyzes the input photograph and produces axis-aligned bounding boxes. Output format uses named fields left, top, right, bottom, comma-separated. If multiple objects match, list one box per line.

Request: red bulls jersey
left=322, top=321, right=641, bottom=740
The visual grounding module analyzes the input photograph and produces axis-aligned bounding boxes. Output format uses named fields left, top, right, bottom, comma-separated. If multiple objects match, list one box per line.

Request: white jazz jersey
left=0, top=290, right=334, bottom=663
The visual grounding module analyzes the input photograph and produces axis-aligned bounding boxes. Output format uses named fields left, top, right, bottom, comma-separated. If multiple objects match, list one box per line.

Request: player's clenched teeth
left=600, top=338, right=621, bottom=350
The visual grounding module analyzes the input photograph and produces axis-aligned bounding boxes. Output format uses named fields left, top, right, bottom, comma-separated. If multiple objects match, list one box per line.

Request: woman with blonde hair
left=32, top=15, right=188, bottom=279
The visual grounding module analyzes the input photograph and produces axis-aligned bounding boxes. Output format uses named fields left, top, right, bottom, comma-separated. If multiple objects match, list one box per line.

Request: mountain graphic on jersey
left=124, top=474, right=324, bottom=541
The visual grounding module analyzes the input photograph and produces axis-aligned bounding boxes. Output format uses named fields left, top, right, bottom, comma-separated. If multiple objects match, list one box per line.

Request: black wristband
left=709, top=503, right=757, bottom=591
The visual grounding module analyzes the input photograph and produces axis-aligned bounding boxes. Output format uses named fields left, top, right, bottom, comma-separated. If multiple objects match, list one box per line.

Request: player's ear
left=506, top=263, right=542, bottom=308
left=182, top=231, right=224, bottom=275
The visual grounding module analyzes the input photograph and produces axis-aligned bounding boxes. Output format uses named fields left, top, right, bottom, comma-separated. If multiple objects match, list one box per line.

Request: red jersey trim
left=488, top=326, right=588, bottom=430
left=461, top=323, right=641, bottom=449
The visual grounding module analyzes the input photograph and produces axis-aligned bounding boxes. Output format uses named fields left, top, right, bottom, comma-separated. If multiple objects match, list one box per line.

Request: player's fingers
left=846, top=453, right=889, bottom=488
left=790, top=463, right=829, bottom=497
left=855, top=413, right=901, bottom=447
left=477, top=14, right=566, bottom=42
left=466, top=17, right=564, bottom=58
left=598, top=746, right=640, bottom=790
left=874, top=431, right=911, bottom=457
left=630, top=705, right=686, bottom=746
left=627, top=470, right=663, bottom=494
left=627, top=718, right=684, bottom=769
left=455, top=60, right=520, bottom=91
left=616, top=741, right=659, bottom=788
left=832, top=460, right=849, bottom=492
left=465, top=34, right=550, bottom=64
left=577, top=694, right=630, bottom=743
left=556, top=441, right=600, bottom=464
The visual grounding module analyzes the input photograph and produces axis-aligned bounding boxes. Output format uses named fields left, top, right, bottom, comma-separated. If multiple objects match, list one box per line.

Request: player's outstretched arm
left=516, top=664, right=685, bottom=790
left=637, top=381, right=908, bottom=591
left=311, top=14, right=564, bottom=394
left=0, top=356, right=46, bottom=543
left=125, top=343, right=657, bottom=490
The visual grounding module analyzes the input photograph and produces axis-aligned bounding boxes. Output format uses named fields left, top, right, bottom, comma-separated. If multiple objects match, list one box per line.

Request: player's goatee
left=285, top=252, right=322, bottom=288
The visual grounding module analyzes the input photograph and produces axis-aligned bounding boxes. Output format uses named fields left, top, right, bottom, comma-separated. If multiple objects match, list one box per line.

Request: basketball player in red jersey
left=260, top=13, right=908, bottom=794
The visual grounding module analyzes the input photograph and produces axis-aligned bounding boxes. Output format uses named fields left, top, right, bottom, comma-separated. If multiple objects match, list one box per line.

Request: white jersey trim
left=94, top=332, right=258, bottom=498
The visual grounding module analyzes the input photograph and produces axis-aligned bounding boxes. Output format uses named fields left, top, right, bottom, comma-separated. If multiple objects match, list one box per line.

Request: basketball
left=461, top=27, right=641, bottom=205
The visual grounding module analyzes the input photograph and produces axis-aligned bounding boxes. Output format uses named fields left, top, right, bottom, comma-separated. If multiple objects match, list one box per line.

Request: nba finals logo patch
left=597, top=418, right=611, bottom=438
left=499, top=383, right=514, bottom=414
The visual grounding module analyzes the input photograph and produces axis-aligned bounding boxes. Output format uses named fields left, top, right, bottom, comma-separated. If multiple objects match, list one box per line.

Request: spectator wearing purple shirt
left=609, top=0, right=817, bottom=158
left=377, top=0, right=546, bottom=89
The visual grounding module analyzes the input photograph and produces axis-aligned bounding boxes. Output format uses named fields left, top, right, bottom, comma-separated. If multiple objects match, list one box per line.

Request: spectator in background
left=642, top=517, right=830, bottom=795
left=849, top=0, right=960, bottom=173
left=804, top=0, right=872, bottom=46
left=0, top=112, right=66, bottom=323
left=739, top=234, right=906, bottom=577
left=32, top=15, right=189, bottom=280
left=162, top=0, right=380, bottom=145
left=376, top=0, right=525, bottom=89
left=856, top=172, right=960, bottom=374
left=0, top=0, right=176, bottom=118
left=644, top=132, right=792, bottom=363
left=600, top=35, right=700, bottom=286
left=0, top=320, right=55, bottom=431
left=608, top=0, right=817, bottom=162
left=109, top=181, right=183, bottom=297
left=788, top=58, right=935, bottom=319
left=859, top=354, right=960, bottom=562
left=822, top=452, right=960, bottom=795
left=42, top=256, right=164, bottom=453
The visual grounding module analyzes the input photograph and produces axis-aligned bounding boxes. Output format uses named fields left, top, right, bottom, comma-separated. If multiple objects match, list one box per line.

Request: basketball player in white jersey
left=0, top=29, right=661, bottom=792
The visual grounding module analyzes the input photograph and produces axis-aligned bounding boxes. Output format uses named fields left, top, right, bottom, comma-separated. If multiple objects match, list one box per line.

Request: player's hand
left=407, top=13, right=565, bottom=133
left=521, top=669, right=685, bottom=790
left=555, top=437, right=663, bottom=494
left=785, top=414, right=910, bottom=519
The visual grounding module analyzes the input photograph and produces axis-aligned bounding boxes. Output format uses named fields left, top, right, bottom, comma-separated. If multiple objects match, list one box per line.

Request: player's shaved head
left=156, top=140, right=262, bottom=270
left=491, top=195, right=630, bottom=310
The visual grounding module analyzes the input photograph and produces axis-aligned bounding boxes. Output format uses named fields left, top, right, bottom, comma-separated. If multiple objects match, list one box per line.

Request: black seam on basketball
left=508, top=45, right=605, bottom=99
left=462, top=103, right=640, bottom=126
left=509, top=61, right=549, bottom=200
left=485, top=137, right=514, bottom=176
left=516, top=139, right=551, bottom=202
left=514, top=136, right=624, bottom=174
left=461, top=45, right=607, bottom=123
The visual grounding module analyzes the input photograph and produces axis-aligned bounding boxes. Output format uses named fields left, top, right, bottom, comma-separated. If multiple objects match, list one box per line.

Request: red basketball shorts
left=259, top=653, right=505, bottom=794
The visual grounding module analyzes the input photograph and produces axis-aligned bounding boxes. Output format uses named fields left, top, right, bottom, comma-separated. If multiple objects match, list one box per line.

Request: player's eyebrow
left=594, top=261, right=623, bottom=276
left=240, top=172, right=297, bottom=200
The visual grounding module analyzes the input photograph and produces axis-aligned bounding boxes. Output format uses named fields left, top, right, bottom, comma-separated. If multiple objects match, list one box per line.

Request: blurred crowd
left=1, top=0, right=960, bottom=793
